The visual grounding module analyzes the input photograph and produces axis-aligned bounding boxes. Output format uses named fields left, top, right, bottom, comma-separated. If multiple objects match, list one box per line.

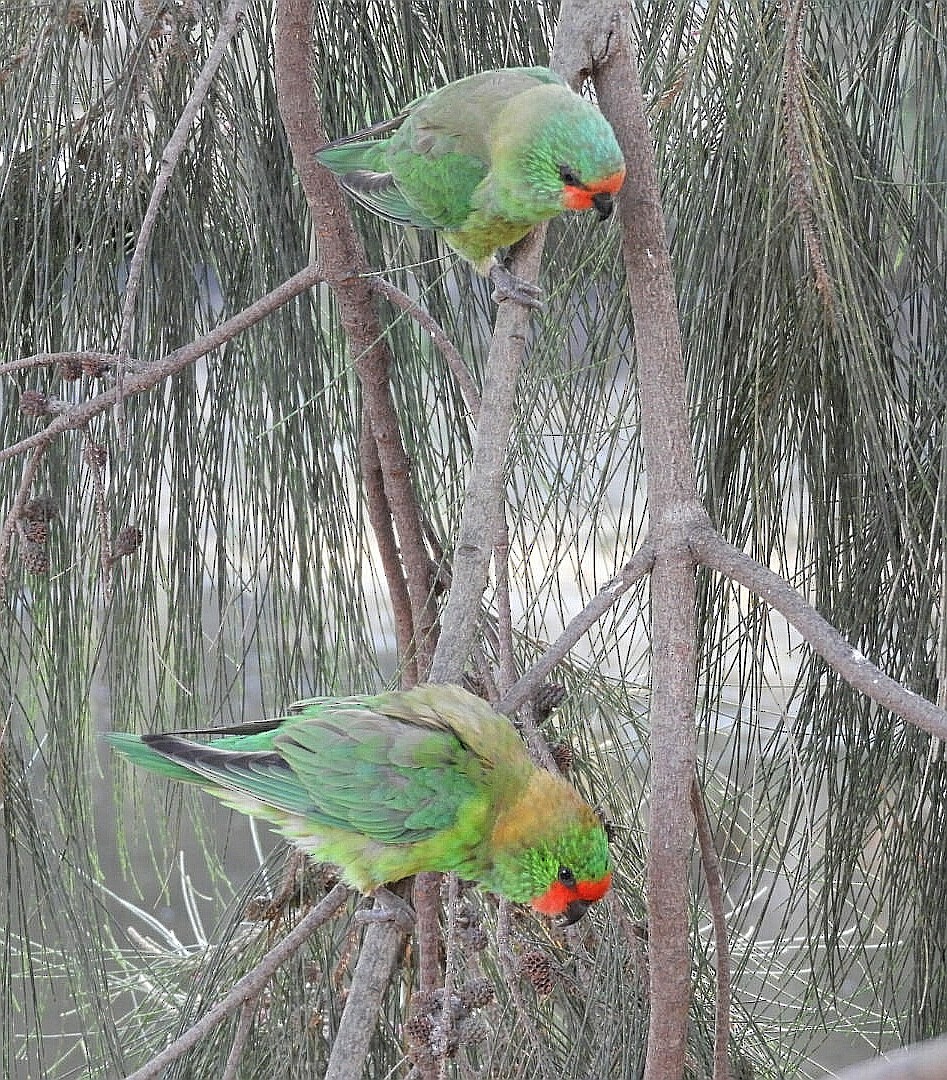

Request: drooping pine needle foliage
left=1, top=0, right=944, bottom=1076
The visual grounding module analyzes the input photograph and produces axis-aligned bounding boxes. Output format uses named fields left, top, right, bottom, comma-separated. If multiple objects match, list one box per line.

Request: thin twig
left=690, top=526, right=947, bottom=741
left=436, top=873, right=460, bottom=1080
left=117, top=0, right=249, bottom=356
left=361, top=416, right=418, bottom=684
left=690, top=779, right=731, bottom=1080
left=220, top=994, right=258, bottom=1080
left=122, top=883, right=348, bottom=1080
left=0, top=446, right=47, bottom=597
left=0, top=351, right=138, bottom=378
left=367, top=276, right=482, bottom=419
left=497, top=541, right=655, bottom=714
left=0, top=261, right=327, bottom=466
left=493, top=510, right=517, bottom=694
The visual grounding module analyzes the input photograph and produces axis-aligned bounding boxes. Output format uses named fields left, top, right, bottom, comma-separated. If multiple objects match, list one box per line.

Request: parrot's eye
left=558, top=866, right=576, bottom=888
left=558, top=164, right=582, bottom=187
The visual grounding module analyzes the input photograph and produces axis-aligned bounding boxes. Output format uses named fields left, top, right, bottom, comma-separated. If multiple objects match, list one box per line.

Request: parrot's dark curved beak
left=592, top=192, right=614, bottom=221
left=561, top=898, right=592, bottom=926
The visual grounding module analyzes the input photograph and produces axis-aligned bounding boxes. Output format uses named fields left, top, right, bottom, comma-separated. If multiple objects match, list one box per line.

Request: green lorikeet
left=315, top=67, right=626, bottom=306
left=105, top=684, right=612, bottom=923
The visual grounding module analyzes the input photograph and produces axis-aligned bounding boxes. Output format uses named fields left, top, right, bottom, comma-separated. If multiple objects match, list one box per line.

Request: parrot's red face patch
left=562, top=168, right=626, bottom=211
left=531, top=870, right=612, bottom=918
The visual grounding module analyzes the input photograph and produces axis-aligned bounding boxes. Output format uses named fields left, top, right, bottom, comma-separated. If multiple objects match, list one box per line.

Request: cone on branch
left=549, top=741, right=574, bottom=774
left=58, top=358, right=83, bottom=380
left=22, top=497, right=58, bottom=523
left=81, top=355, right=108, bottom=378
left=113, top=526, right=143, bottom=558
left=83, top=443, right=108, bottom=469
left=19, top=390, right=52, bottom=416
left=517, top=948, right=555, bottom=995
left=22, top=520, right=49, bottom=545
left=20, top=542, right=49, bottom=575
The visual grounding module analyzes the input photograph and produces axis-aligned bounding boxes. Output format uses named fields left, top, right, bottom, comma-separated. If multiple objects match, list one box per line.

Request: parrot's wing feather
left=403, top=67, right=564, bottom=161
left=338, top=171, right=437, bottom=228
left=317, top=135, right=440, bottom=228
left=318, top=111, right=408, bottom=147
left=139, top=693, right=497, bottom=846
left=142, top=734, right=316, bottom=816
left=274, top=707, right=488, bottom=842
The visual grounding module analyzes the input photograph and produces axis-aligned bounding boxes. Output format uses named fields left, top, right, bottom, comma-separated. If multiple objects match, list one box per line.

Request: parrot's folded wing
left=132, top=707, right=487, bottom=847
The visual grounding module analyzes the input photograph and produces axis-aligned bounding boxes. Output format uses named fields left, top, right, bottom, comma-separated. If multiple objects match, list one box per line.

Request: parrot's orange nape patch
left=562, top=168, right=626, bottom=211
left=531, top=871, right=613, bottom=916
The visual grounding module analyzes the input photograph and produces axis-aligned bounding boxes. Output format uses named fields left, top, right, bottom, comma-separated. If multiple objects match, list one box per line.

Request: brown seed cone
left=19, top=390, right=50, bottom=416
left=22, top=520, right=49, bottom=545
left=83, top=443, right=108, bottom=468
left=22, top=496, right=58, bottom=522
left=58, top=358, right=83, bottom=380
left=114, top=526, right=143, bottom=556
left=21, top=541, right=50, bottom=575
left=404, top=1013, right=434, bottom=1048
left=81, top=355, right=108, bottom=377
left=458, top=978, right=494, bottom=1010
left=549, top=741, right=574, bottom=774
left=517, top=949, right=554, bottom=995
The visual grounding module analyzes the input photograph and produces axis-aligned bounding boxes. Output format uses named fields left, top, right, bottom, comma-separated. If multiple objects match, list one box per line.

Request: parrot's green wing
left=315, top=120, right=439, bottom=227
left=123, top=689, right=508, bottom=846
left=316, top=67, right=567, bottom=232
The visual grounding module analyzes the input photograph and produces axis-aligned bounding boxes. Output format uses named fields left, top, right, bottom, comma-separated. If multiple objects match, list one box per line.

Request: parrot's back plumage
left=315, top=67, right=625, bottom=292
left=105, top=684, right=612, bottom=922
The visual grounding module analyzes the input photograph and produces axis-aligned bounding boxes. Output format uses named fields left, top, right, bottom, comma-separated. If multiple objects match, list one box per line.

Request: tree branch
left=0, top=261, right=327, bottom=467
left=0, top=350, right=137, bottom=378
left=220, top=995, right=258, bottom=1080
left=0, top=260, right=326, bottom=580
left=582, top=5, right=705, bottom=1078
left=497, top=540, right=655, bottom=714
left=691, top=780, right=731, bottom=1080
left=122, top=884, right=348, bottom=1080
left=274, top=0, right=438, bottom=676
left=427, top=226, right=546, bottom=685
left=690, top=526, right=947, bottom=741
left=114, top=0, right=250, bottom=433
left=366, top=276, right=481, bottom=419
left=816, top=1035, right=947, bottom=1080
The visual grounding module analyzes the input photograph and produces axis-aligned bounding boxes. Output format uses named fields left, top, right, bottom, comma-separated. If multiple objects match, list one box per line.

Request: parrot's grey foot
left=489, top=264, right=544, bottom=309
left=356, top=886, right=416, bottom=932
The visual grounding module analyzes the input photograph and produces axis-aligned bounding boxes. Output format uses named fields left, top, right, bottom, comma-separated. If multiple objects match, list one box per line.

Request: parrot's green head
left=487, top=770, right=612, bottom=924
left=490, top=84, right=626, bottom=224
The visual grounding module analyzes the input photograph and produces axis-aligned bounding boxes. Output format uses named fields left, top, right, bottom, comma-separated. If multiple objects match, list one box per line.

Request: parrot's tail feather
left=143, top=733, right=287, bottom=776
left=157, top=716, right=286, bottom=738
left=317, top=111, right=407, bottom=151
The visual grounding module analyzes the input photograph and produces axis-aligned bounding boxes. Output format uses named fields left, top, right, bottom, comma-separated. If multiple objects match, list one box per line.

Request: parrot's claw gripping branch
left=355, top=886, right=416, bottom=933
left=489, top=263, right=545, bottom=309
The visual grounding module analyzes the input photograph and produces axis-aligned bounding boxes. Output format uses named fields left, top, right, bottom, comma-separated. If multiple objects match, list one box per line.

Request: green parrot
left=105, top=683, right=612, bottom=924
left=315, top=66, right=626, bottom=306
